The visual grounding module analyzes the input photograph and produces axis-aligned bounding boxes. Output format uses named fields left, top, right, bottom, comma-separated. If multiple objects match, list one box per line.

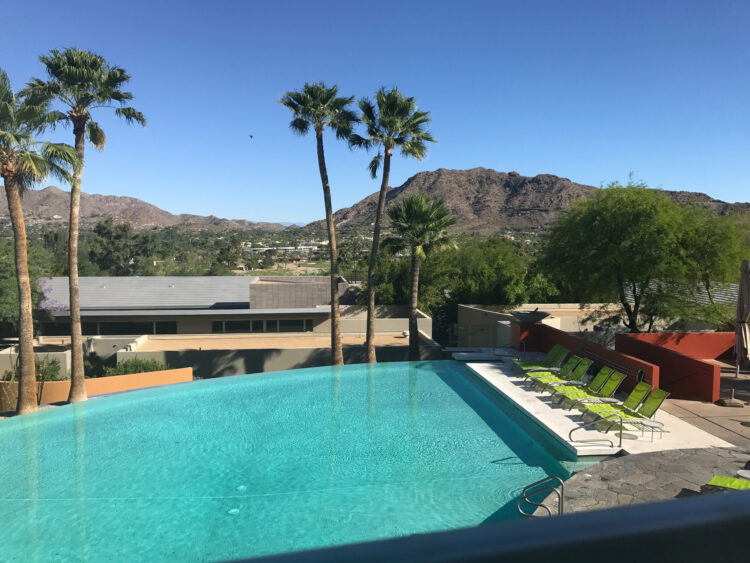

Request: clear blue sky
left=2, top=0, right=748, bottom=224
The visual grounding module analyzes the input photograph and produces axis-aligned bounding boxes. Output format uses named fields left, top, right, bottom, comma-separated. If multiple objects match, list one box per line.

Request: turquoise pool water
left=1, top=360, right=582, bottom=561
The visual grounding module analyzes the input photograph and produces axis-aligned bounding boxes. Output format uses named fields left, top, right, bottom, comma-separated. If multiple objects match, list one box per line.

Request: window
left=82, top=323, right=98, bottom=336
left=41, top=322, right=70, bottom=336
left=279, top=319, right=305, bottom=332
left=266, top=320, right=278, bottom=333
left=225, top=321, right=250, bottom=333
left=251, top=320, right=264, bottom=332
left=212, top=321, right=224, bottom=333
left=305, top=319, right=313, bottom=332
left=155, top=321, right=177, bottom=334
left=99, top=322, right=153, bottom=335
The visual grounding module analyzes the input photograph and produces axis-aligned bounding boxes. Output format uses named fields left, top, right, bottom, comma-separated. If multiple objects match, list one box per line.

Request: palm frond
left=115, top=106, right=146, bottom=126
left=348, top=133, right=372, bottom=151
left=380, top=236, right=406, bottom=255
left=280, top=81, right=356, bottom=141
left=29, top=48, right=145, bottom=135
left=368, top=153, right=382, bottom=179
left=87, top=121, right=106, bottom=149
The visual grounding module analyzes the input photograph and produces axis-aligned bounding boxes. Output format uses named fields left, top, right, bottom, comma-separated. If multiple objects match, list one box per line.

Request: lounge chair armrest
left=524, top=367, right=560, bottom=373
left=597, top=398, right=619, bottom=403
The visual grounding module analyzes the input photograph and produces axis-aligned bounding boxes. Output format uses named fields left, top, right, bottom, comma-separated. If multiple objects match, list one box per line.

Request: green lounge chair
left=532, top=357, right=594, bottom=392
left=551, top=368, right=621, bottom=404
left=514, top=344, right=569, bottom=372
left=522, top=355, right=581, bottom=385
left=706, top=476, right=750, bottom=491
left=579, top=381, right=652, bottom=417
left=597, top=388, right=670, bottom=439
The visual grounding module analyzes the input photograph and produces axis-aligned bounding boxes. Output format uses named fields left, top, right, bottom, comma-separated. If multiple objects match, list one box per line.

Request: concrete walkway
left=537, top=447, right=750, bottom=515
left=466, top=362, right=732, bottom=457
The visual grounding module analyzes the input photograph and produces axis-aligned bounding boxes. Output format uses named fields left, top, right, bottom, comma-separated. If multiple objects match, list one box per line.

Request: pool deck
left=464, top=357, right=750, bottom=517
left=466, top=362, right=732, bottom=457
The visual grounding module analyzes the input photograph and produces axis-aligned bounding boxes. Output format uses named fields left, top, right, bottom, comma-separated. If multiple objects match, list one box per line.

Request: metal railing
left=568, top=416, right=621, bottom=448
left=517, top=475, right=565, bottom=517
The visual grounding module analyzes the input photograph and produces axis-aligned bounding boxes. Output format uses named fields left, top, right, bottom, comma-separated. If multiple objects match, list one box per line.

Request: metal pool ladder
left=517, top=475, right=565, bottom=517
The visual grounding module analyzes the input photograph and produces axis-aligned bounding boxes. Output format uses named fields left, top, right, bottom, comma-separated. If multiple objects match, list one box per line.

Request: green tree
left=0, top=70, right=78, bottom=414
left=350, top=88, right=435, bottom=362
left=0, top=243, right=54, bottom=338
left=25, top=48, right=146, bottom=403
left=541, top=180, right=689, bottom=332
left=383, top=194, right=455, bottom=359
left=88, top=219, right=155, bottom=275
left=280, top=82, right=357, bottom=365
left=682, top=208, right=745, bottom=303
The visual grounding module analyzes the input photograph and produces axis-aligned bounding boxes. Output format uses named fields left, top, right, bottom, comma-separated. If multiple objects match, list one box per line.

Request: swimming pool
left=1, top=360, right=586, bottom=561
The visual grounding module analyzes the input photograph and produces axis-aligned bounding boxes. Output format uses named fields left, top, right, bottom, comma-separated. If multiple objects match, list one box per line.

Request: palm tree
left=349, top=88, right=435, bottom=362
left=0, top=70, right=78, bottom=414
left=24, top=48, right=146, bottom=403
left=280, top=82, right=357, bottom=366
left=383, top=194, right=455, bottom=360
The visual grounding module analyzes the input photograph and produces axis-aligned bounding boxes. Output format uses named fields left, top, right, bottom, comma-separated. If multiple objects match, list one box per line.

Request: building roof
left=41, top=276, right=257, bottom=311
left=75, top=307, right=331, bottom=318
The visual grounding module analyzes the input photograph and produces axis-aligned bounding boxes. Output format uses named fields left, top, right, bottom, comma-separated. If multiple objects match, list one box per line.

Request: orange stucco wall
left=622, top=332, right=734, bottom=361
left=616, top=334, right=721, bottom=402
left=515, top=323, right=660, bottom=391
left=0, top=368, right=193, bottom=412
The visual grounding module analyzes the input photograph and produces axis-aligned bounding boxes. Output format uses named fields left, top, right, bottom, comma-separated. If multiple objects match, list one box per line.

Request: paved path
left=537, top=447, right=750, bottom=515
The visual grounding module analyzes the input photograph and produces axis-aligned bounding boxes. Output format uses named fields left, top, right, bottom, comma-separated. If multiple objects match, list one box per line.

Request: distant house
left=39, top=276, right=349, bottom=336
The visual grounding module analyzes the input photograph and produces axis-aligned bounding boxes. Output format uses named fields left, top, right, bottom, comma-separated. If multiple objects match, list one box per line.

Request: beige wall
left=118, top=336, right=442, bottom=379
left=316, top=308, right=432, bottom=337
left=0, top=348, right=72, bottom=377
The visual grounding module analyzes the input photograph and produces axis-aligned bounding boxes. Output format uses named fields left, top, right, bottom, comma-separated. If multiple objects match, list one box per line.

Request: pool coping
left=466, top=362, right=733, bottom=457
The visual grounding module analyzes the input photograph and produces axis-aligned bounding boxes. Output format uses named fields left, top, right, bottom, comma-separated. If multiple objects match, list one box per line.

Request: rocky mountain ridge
left=2, top=169, right=746, bottom=235
left=310, top=167, right=750, bottom=234
left=0, top=186, right=289, bottom=231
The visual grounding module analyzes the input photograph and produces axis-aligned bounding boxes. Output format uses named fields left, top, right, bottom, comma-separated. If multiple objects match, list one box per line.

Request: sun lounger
left=514, top=344, right=568, bottom=371
left=550, top=367, right=620, bottom=403
left=706, top=476, right=750, bottom=491
left=522, top=355, right=581, bottom=384
left=578, top=381, right=652, bottom=416
left=596, top=388, right=670, bottom=440
left=532, top=358, right=594, bottom=392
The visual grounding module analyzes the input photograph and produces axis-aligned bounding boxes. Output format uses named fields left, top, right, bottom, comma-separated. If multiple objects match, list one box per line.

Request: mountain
left=311, top=168, right=750, bottom=234
left=0, top=186, right=289, bottom=231
left=4, top=170, right=746, bottom=235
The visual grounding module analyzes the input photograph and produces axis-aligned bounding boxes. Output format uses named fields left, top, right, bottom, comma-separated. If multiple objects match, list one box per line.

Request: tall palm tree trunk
left=4, top=179, right=37, bottom=414
left=365, top=150, right=392, bottom=363
left=408, top=248, right=421, bottom=361
left=67, top=123, right=87, bottom=403
left=316, top=130, right=343, bottom=365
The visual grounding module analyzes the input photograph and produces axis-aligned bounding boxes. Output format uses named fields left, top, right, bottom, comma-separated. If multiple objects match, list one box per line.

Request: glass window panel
left=225, top=321, right=250, bottom=333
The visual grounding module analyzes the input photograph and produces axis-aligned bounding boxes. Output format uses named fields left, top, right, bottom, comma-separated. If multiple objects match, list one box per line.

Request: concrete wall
left=118, top=336, right=442, bottom=379
left=314, top=307, right=432, bottom=337
left=457, top=305, right=561, bottom=347
left=457, top=305, right=515, bottom=347
left=0, top=348, right=71, bottom=377
left=84, top=336, right=141, bottom=360
left=616, top=334, right=722, bottom=402
left=0, top=367, right=193, bottom=412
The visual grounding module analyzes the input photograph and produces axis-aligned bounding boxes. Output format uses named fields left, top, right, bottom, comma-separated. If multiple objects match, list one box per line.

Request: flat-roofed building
left=39, top=276, right=349, bottom=336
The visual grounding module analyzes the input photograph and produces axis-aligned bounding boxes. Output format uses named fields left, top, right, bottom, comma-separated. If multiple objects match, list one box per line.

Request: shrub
left=2, top=357, right=64, bottom=381
left=103, top=358, right=169, bottom=377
